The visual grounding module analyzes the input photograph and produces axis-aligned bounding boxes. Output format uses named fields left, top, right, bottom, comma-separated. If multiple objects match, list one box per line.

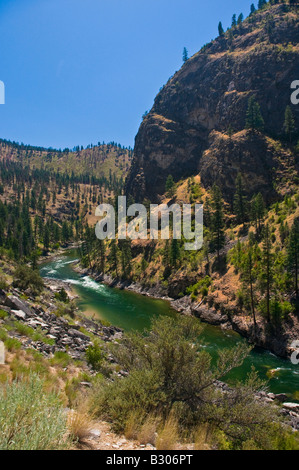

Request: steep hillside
left=126, top=3, right=299, bottom=202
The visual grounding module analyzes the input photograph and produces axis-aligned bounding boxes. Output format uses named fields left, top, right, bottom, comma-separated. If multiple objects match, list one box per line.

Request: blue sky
left=0, top=0, right=253, bottom=149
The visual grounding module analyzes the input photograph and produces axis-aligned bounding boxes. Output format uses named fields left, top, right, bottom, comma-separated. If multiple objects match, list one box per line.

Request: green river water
left=40, top=251, right=299, bottom=400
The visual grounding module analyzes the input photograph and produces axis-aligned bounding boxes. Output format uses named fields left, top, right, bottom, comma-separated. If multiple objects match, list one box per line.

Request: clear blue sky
left=0, top=0, right=253, bottom=149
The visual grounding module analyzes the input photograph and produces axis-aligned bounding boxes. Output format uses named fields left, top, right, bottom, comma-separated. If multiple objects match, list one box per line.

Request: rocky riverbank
left=0, top=280, right=122, bottom=361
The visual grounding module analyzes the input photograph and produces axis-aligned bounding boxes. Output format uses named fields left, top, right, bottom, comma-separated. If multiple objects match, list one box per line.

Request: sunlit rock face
left=126, top=4, right=299, bottom=203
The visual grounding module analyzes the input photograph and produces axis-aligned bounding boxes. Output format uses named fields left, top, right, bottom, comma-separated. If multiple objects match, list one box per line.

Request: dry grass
left=124, top=411, right=144, bottom=440
left=67, top=408, right=93, bottom=444
left=156, top=416, right=179, bottom=450
left=193, top=424, right=212, bottom=450
left=138, top=414, right=161, bottom=446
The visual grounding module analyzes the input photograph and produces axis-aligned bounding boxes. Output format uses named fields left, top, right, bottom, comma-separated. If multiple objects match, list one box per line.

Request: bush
left=85, top=342, right=104, bottom=371
left=89, top=315, right=297, bottom=449
left=13, top=265, right=44, bottom=296
left=4, top=337, right=22, bottom=352
left=0, top=375, right=71, bottom=450
left=186, top=276, right=212, bottom=298
left=54, top=288, right=69, bottom=303
left=0, top=275, right=8, bottom=290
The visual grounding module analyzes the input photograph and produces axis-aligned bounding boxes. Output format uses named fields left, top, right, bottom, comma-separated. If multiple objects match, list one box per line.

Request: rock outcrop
left=126, top=4, right=299, bottom=202
left=0, top=283, right=122, bottom=360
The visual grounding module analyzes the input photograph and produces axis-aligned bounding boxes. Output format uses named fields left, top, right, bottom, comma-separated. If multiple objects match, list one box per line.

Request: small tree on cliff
left=287, top=219, right=299, bottom=298
left=241, top=245, right=258, bottom=326
left=259, top=224, right=274, bottom=323
left=246, top=96, right=264, bottom=132
left=258, top=0, right=267, bottom=9
left=218, top=22, right=224, bottom=37
left=250, top=4, right=256, bottom=15
left=165, top=175, right=175, bottom=197
left=182, top=47, right=189, bottom=63
left=233, top=173, right=248, bottom=226
left=211, top=184, right=225, bottom=262
left=283, top=105, right=296, bottom=143
left=237, top=13, right=244, bottom=25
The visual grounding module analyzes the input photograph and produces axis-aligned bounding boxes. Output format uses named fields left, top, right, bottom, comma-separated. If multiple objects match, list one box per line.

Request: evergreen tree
left=97, top=239, right=105, bottom=273
left=165, top=175, right=175, bottom=197
left=211, top=184, right=225, bottom=262
left=233, top=173, right=248, bottom=226
left=182, top=47, right=189, bottom=63
left=237, top=13, right=244, bottom=25
left=231, top=14, right=237, bottom=27
left=258, top=0, right=267, bottom=9
left=259, top=224, right=273, bottom=323
left=242, top=245, right=257, bottom=326
left=108, top=239, right=118, bottom=277
left=119, top=239, right=132, bottom=279
left=170, top=238, right=180, bottom=268
left=43, top=225, right=50, bottom=252
left=287, top=220, right=299, bottom=298
left=251, top=193, right=265, bottom=232
left=283, top=105, right=296, bottom=143
left=250, top=3, right=256, bottom=15
left=218, top=22, right=224, bottom=37
left=246, top=96, right=264, bottom=132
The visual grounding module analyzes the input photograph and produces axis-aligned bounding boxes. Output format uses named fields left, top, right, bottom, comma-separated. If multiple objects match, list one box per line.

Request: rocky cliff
left=126, top=4, right=299, bottom=202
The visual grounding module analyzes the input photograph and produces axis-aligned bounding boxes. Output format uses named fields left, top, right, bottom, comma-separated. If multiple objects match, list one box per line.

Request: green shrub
left=54, top=288, right=69, bottom=303
left=89, top=315, right=298, bottom=449
left=13, top=265, right=44, bottom=296
left=0, top=375, right=71, bottom=450
left=0, top=310, right=8, bottom=320
left=186, top=276, right=212, bottom=298
left=4, top=337, right=22, bottom=352
left=85, top=342, right=104, bottom=371
left=0, top=275, right=8, bottom=290
left=50, top=351, right=72, bottom=368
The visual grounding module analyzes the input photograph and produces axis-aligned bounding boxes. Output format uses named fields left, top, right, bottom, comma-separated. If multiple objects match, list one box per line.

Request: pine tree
left=233, top=173, right=248, bottom=226
left=246, top=96, right=264, bottom=132
left=258, top=0, right=267, bottom=9
left=108, top=239, right=118, bottom=277
left=251, top=193, right=265, bottom=232
left=218, top=22, right=224, bottom=37
left=119, top=239, right=132, bottom=279
left=170, top=238, right=180, bottom=268
left=211, top=184, right=225, bottom=262
left=283, top=105, right=296, bottom=143
left=97, top=239, right=105, bottom=273
left=250, top=4, right=256, bottom=15
left=43, top=225, right=50, bottom=252
left=182, top=47, right=189, bottom=63
left=259, top=224, right=273, bottom=323
left=231, top=14, right=237, bottom=27
left=165, top=175, right=175, bottom=197
left=287, top=220, right=299, bottom=298
left=242, top=246, right=257, bottom=326
left=162, top=240, right=170, bottom=268
left=237, top=13, right=244, bottom=25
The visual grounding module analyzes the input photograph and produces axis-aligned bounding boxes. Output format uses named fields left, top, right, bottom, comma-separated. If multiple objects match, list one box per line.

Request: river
left=40, top=251, right=299, bottom=399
